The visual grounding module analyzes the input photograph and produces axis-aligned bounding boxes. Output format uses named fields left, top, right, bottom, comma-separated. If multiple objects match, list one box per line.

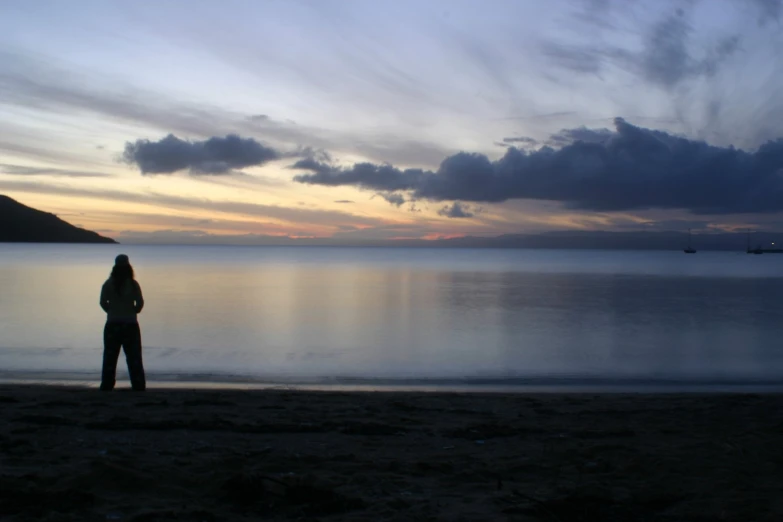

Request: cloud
left=329, top=223, right=442, bottom=241
left=544, top=10, right=741, bottom=89
left=115, top=229, right=326, bottom=245
left=571, top=0, right=627, bottom=31
left=498, top=111, right=577, bottom=121
left=638, top=13, right=740, bottom=88
left=334, top=200, right=354, bottom=204
left=377, top=193, right=406, bottom=207
left=292, top=147, right=332, bottom=163
left=0, top=139, right=91, bottom=165
left=122, top=134, right=281, bottom=174
left=0, top=179, right=388, bottom=228
left=747, top=0, right=781, bottom=25
left=292, top=159, right=427, bottom=192
left=502, top=136, right=538, bottom=145
left=0, top=164, right=111, bottom=178
left=545, top=127, right=613, bottom=147
left=542, top=43, right=605, bottom=74
left=0, top=52, right=453, bottom=169
left=293, top=117, right=783, bottom=215
left=438, top=202, right=474, bottom=218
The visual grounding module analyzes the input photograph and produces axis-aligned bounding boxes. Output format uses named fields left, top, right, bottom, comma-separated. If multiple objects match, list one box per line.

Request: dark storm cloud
left=377, top=193, right=406, bottom=207
left=437, top=202, right=474, bottom=218
left=123, top=134, right=281, bottom=174
left=544, top=10, right=740, bottom=89
left=545, top=127, right=613, bottom=147
left=289, top=158, right=333, bottom=175
left=293, top=117, right=783, bottom=215
left=292, top=160, right=428, bottom=192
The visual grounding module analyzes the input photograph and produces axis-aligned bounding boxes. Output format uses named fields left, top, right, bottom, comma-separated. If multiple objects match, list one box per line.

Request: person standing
left=99, top=254, right=146, bottom=391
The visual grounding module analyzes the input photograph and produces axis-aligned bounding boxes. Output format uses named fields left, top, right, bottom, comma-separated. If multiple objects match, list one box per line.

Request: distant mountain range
left=330, top=230, right=777, bottom=251
left=415, top=230, right=768, bottom=251
left=0, top=195, right=116, bottom=243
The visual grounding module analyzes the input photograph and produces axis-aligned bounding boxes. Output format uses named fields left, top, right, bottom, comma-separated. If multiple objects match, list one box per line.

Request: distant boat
left=747, top=246, right=783, bottom=254
left=683, top=229, right=696, bottom=254
left=746, top=230, right=783, bottom=254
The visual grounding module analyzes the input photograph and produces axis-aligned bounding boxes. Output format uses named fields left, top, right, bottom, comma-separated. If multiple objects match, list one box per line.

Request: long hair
left=111, top=263, right=135, bottom=293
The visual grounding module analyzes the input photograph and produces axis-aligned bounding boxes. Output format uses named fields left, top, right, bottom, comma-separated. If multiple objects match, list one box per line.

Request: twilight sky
left=2, top=0, right=783, bottom=243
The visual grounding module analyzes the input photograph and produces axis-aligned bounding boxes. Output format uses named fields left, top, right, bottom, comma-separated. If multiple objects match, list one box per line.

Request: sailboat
left=683, top=229, right=696, bottom=254
left=746, top=229, right=783, bottom=254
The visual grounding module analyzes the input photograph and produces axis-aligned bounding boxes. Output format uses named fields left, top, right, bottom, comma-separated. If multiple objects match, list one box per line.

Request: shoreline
left=6, top=379, right=783, bottom=395
left=4, top=371, right=783, bottom=394
left=2, top=384, right=782, bottom=521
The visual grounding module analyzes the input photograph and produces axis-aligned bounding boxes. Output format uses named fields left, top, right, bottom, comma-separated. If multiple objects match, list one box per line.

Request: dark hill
left=0, top=194, right=117, bottom=243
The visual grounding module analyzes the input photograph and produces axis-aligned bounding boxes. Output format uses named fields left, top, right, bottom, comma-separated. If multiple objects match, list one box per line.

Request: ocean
left=1, top=244, right=782, bottom=391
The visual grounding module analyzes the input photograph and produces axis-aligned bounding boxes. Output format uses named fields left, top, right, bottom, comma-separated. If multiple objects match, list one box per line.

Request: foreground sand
left=1, top=385, right=782, bottom=521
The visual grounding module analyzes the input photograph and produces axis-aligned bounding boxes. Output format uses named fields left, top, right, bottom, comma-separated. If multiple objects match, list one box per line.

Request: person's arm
left=100, top=283, right=110, bottom=313
left=134, top=281, right=145, bottom=314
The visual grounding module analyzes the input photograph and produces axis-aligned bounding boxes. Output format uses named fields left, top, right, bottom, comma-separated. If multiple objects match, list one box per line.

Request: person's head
left=110, top=254, right=135, bottom=291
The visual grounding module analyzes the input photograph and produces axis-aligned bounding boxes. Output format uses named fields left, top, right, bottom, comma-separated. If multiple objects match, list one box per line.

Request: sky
left=2, top=0, right=783, bottom=244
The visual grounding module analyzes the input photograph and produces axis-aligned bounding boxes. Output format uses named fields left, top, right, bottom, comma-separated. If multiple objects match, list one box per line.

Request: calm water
left=1, top=244, right=783, bottom=389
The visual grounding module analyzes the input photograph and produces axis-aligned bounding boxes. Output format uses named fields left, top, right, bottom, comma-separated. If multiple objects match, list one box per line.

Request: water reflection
left=1, top=244, right=783, bottom=383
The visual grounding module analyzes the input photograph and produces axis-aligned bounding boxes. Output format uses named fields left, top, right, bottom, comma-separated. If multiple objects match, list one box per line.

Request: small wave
left=2, top=370, right=783, bottom=393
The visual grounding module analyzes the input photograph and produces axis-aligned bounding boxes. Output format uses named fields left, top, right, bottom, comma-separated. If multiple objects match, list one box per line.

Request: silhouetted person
left=99, top=254, right=146, bottom=391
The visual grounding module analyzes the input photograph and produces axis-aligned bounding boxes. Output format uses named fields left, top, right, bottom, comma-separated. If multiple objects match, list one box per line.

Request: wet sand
left=1, top=385, right=782, bottom=521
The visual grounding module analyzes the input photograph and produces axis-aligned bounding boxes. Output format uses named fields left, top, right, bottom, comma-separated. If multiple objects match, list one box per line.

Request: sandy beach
left=1, top=385, right=781, bottom=521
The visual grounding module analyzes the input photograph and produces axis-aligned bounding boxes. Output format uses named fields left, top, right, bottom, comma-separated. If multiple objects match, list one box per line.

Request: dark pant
left=101, top=322, right=146, bottom=391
